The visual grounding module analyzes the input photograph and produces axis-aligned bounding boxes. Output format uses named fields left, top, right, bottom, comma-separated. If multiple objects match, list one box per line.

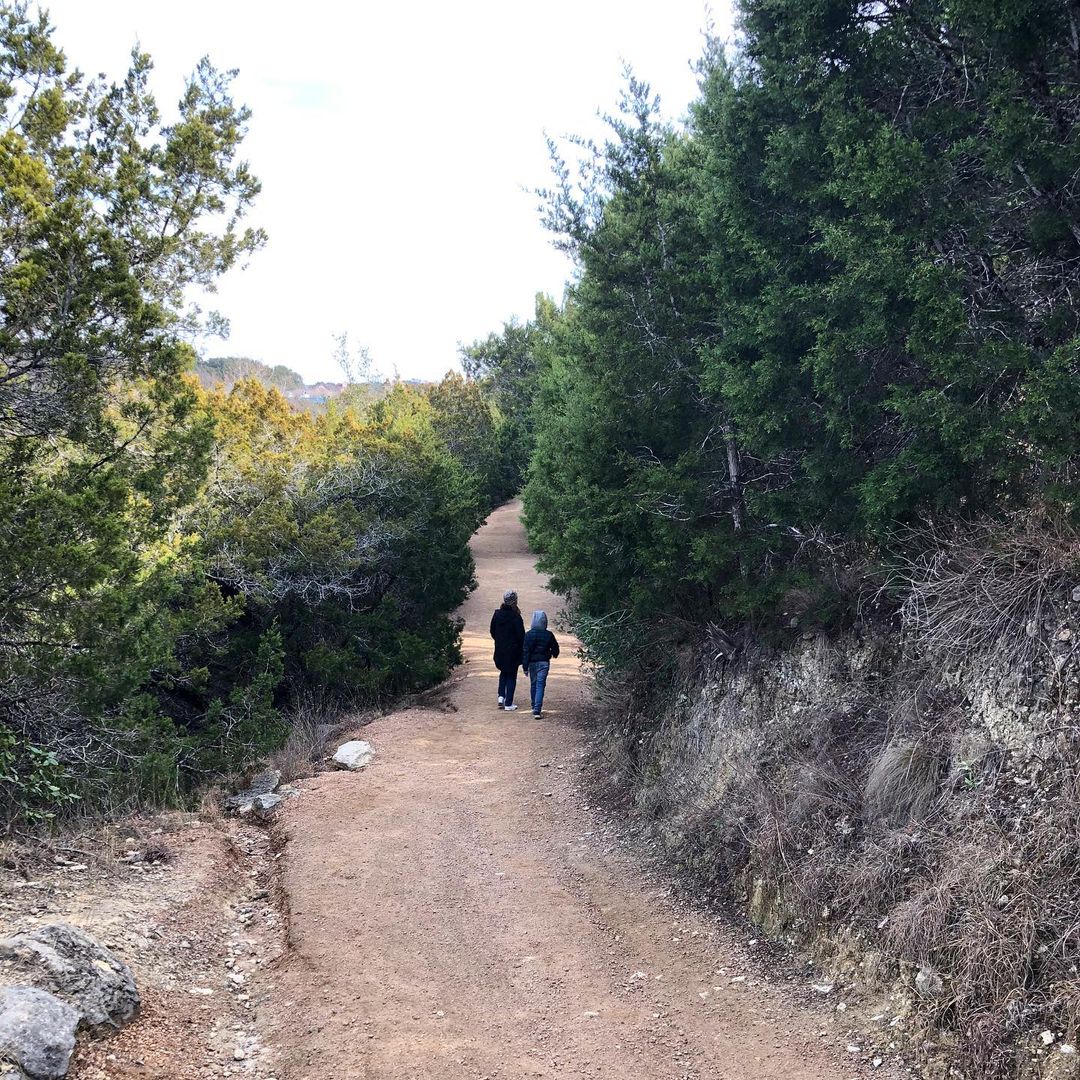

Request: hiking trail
left=261, top=500, right=873, bottom=1079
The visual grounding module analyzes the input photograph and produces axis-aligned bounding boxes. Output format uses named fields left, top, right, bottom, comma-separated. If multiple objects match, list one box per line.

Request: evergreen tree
left=521, top=0, right=1080, bottom=664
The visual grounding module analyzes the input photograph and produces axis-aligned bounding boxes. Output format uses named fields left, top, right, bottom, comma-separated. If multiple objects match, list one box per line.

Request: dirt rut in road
left=260, top=501, right=868, bottom=1079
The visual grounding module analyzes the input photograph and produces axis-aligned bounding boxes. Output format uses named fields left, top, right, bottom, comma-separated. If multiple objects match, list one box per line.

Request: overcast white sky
left=44, top=1, right=734, bottom=382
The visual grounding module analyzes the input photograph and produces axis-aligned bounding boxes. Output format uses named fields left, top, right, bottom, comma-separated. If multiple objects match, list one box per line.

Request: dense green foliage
left=520, top=0, right=1080, bottom=662
left=0, top=8, right=488, bottom=823
left=459, top=294, right=560, bottom=485
left=0, top=3, right=259, bottom=820
left=422, top=372, right=521, bottom=505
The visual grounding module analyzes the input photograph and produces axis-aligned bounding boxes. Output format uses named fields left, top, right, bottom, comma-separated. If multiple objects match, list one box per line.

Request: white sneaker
left=498, top=696, right=504, bottom=706
left=503, top=704, right=519, bottom=711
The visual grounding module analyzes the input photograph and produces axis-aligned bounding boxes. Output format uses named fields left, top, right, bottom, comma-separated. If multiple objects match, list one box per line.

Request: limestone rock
left=248, top=768, right=282, bottom=796
left=333, top=740, right=374, bottom=771
left=252, top=793, right=284, bottom=819
left=0, top=924, right=138, bottom=1030
left=0, top=986, right=78, bottom=1079
left=226, top=768, right=283, bottom=813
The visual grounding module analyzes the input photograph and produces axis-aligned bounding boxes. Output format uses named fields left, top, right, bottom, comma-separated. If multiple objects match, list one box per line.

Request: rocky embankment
left=601, top=595, right=1080, bottom=1079
left=0, top=923, right=139, bottom=1078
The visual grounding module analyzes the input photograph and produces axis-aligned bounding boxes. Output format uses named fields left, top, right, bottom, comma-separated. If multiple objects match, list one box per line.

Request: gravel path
left=261, top=501, right=858, bottom=1080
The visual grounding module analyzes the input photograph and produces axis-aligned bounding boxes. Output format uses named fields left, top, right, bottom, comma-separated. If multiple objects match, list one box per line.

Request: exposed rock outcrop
left=0, top=986, right=79, bottom=1079
left=0, top=923, right=138, bottom=1030
left=226, top=768, right=282, bottom=814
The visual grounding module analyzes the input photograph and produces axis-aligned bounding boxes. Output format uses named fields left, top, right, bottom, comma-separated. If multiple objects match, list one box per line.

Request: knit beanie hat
left=503, top=590, right=518, bottom=605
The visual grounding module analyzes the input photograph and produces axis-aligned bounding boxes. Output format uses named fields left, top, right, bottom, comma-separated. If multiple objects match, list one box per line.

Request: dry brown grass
left=614, top=679, right=1080, bottom=1075
left=864, top=738, right=946, bottom=827
left=267, top=694, right=362, bottom=782
left=0, top=812, right=190, bottom=877
left=894, top=507, right=1078, bottom=682
left=268, top=712, right=329, bottom=783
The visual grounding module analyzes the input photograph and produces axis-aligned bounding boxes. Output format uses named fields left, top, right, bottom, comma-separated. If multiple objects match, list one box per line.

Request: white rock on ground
left=333, top=740, right=374, bottom=770
left=0, top=986, right=79, bottom=1079
left=0, top=923, right=138, bottom=1030
left=251, top=793, right=285, bottom=819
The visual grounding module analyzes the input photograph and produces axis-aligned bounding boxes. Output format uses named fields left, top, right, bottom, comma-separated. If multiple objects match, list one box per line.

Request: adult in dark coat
left=489, top=590, right=525, bottom=710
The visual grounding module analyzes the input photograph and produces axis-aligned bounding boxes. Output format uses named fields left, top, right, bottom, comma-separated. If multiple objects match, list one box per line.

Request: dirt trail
left=261, top=501, right=862, bottom=1080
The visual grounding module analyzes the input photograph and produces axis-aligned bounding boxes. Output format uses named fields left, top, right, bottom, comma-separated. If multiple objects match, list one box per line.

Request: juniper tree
left=0, top=3, right=263, bottom=809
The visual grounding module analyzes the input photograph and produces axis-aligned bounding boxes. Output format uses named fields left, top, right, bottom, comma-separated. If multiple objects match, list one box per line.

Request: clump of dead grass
left=864, top=738, right=946, bottom=827
left=266, top=693, right=360, bottom=782
left=894, top=507, right=1078, bottom=683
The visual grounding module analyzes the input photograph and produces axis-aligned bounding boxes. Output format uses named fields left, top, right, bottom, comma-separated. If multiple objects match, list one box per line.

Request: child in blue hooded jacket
left=522, top=610, right=560, bottom=718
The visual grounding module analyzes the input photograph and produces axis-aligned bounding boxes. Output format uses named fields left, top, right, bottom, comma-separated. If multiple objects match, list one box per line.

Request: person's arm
left=550, top=632, right=560, bottom=659
left=522, top=632, right=530, bottom=674
left=490, top=612, right=497, bottom=640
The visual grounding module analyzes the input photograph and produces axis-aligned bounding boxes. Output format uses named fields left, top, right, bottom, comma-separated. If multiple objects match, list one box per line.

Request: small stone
left=252, top=793, right=283, bottom=818
left=1041, top=1030, right=1055, bottom=1047
left=233, top=1047, right=246, bottom=1060
left=811, top=983, right=834, bottom=994
left=248, top=769, right=281, bottom=796
left=915, top=966, right=943, bottom=998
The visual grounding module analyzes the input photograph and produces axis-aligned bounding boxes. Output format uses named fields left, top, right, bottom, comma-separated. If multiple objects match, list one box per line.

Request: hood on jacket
left=530, top=610, right=548, bottom=631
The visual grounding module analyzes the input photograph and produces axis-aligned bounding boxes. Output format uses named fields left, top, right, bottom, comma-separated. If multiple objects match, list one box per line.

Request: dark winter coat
left=490, top=604, right=525, bottom=672
left=522, top=628, right=560, bottom=672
